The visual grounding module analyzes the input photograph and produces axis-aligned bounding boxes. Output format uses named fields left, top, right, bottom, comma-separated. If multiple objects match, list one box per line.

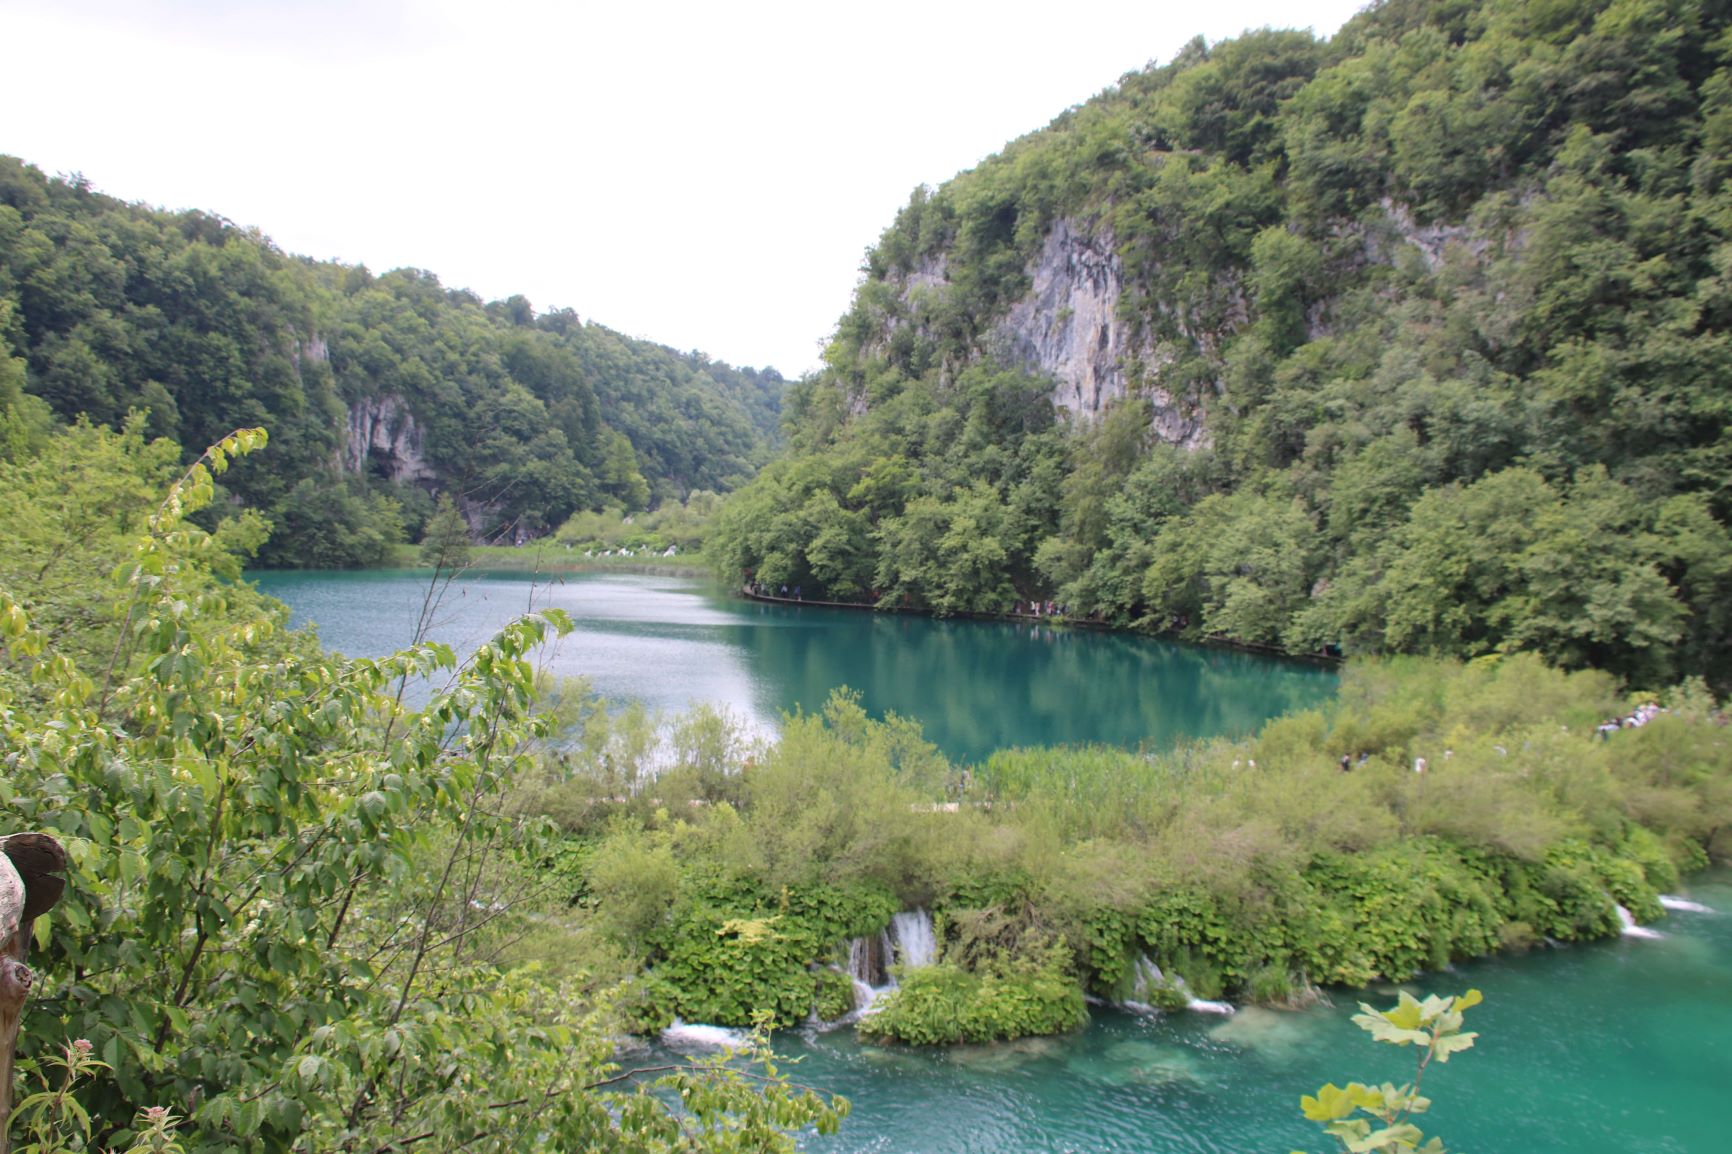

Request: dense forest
left=0, top=156, right=784, bottom=566
left=711, top=0, right=1732, bottom=688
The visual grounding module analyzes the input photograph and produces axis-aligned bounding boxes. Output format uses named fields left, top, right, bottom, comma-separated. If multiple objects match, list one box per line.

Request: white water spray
left=1660, top=894, right=1713, bottom=914
left=889, top=909, right=937, bottom=969
left=1617, top=905, right=1665, bottom=940
left=662, top=1021, right=748, bottom=1048
left=1123, top=953, right=1234, bottom=1014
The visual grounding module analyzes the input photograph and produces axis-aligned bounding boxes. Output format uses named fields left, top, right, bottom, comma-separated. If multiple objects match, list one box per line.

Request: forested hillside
left=0, top=157, right=784, bottom=565
left=711, top=0, right=1732, bottom=687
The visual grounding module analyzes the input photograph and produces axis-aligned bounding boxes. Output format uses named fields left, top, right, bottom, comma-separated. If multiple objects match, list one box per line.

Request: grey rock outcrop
left=991, top=219, right=1209, bottom=449
left=342, top=394, right=433, bottom=484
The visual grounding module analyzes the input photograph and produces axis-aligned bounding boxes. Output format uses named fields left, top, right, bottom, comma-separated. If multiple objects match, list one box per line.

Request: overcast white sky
left=2, top=0, right=1369, bottom=375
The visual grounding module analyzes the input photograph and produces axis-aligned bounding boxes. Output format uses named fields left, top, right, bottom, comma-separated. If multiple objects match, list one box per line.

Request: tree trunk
left=0, top=832, right=67, bottom=1154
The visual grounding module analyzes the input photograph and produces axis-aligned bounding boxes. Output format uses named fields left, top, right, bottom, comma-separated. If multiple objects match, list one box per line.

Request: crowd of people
left=1597, top=701, right=1667, bottom=738
left=1011, top=599, right=1069, bottom=618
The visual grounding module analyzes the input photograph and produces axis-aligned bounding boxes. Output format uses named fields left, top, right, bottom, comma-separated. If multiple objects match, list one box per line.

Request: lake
left=254, top=567, right=1725, bottom=1152
left=251, top=568, right=1337, bottom=763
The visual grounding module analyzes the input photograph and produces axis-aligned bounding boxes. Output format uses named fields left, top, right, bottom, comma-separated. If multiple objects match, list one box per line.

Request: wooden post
left=0, top=832, right=67, bottom=1154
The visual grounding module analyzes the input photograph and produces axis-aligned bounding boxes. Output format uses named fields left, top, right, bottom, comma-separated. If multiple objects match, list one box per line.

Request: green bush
left=860, top=939, right=1085, bottom=1045
left=813, top=968, right=859, bottom=1022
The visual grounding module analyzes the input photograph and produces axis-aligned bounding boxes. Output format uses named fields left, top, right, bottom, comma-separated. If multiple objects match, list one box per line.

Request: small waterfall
left=1122, top=953, right=1234, bottom=1015
left=889, top=909, right=937, bottom=970
left=840, top=910, right=936, bottom=1016
left=1660, top=895, right=1713, bottom=914
left=1121, top=955, right=1164, bottom=1012
left=1184, top=995, right=1237, bottom=1015
left=662, top=1020, right=747, bottom=1048
left=1617, top=905, right=1665, bottom=939
left=843, top=929, right=895, bottom=1016
left=848, top=933, right=889, bottom=988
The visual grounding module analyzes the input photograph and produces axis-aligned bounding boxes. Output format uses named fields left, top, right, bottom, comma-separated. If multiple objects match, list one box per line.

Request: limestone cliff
left=990, top=218, right=1209, bottom=449
left=342, top=394, right=433, bottom=484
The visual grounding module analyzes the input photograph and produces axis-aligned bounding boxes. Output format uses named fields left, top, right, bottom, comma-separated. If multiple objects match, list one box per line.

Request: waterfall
left=889, top=909, right=937, bottom=970
left=843, top=928, right=895, bottom=1016
left=662, top=1020, right=747, bottom=1048
left=1617, top=905, right=1665, bottom=939
left=848, top=933, right=888, bottom=987
left=1660, top=894, right=1713, bottom=914
left=840, top=910, right=937, bottom=1016
left=1122, top=953, right=1234, bottom=1015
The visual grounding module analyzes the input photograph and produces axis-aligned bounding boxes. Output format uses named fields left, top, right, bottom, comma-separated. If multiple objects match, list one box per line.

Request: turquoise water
left=672, top=876, right=1730, bottom=1154
left=250, top=569, right=1336, bottom=763
left=256, top=569, right=1726, bottom=1151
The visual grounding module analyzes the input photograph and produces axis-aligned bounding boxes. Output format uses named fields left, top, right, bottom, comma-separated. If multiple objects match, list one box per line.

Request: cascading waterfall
left=1617, top=904, right=1666, bottom=939
left=841, top=909, right=939, bottom=1015
left=845, top=935, right=887, bottom=1014
left=1121, top=955, right=1165, bottom=1013
left=890, top=909, right=937, bottom=969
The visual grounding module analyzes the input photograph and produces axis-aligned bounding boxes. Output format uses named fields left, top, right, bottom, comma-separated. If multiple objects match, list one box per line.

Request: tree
left=418, top=493, right=472, bottom=570
left=0, top=430, right=845, bottom=1152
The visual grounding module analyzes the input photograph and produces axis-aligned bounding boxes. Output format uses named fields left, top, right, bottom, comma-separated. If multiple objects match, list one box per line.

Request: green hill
left=711, top=0, right=1732, bottom=687
left=0, top=157, right=785, bottom=565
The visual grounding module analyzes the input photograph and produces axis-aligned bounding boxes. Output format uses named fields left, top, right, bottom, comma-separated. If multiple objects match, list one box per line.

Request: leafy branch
left=1295, top=989, right=1482, bottom=1154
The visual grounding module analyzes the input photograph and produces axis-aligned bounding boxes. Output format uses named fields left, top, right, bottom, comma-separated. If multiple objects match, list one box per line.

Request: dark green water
left=250, top=569, right=1336, bottom=763
left=740, top=876, right=1730, bottom=1153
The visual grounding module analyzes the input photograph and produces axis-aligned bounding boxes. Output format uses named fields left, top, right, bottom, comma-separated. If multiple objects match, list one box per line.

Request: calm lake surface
left=251, top=568, right=1337, bottom=763
left=255, top=568, right=1725, bottom=1152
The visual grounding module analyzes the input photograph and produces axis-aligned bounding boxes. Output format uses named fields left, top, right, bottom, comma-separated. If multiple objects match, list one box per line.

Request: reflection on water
left=251, top=569, right=1335, bottom=762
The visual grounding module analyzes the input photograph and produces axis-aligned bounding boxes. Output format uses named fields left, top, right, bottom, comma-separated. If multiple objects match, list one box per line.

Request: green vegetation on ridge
left=0, top=157, right=783, bottom=566
left=711, top=0, right=1732, bottom=688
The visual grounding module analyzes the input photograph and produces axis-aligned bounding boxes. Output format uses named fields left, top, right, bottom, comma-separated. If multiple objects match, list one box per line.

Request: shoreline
left=738, top=586, right=1343, bottom=666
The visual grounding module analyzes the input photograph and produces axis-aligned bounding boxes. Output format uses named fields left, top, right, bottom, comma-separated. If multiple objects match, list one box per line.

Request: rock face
left=869, top=218, right=1194, bottom=449
left=994, top=219, right=1143, bottom=419
left=990, top=219, right=1209, bottom=448
left=343, top=395, right=433, bottom=484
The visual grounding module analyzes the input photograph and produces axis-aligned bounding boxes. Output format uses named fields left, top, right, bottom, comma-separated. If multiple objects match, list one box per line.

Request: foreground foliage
left=1297, top=989, right=1482, bottom=1154
left=0, top=431, right=843, bottom=1151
